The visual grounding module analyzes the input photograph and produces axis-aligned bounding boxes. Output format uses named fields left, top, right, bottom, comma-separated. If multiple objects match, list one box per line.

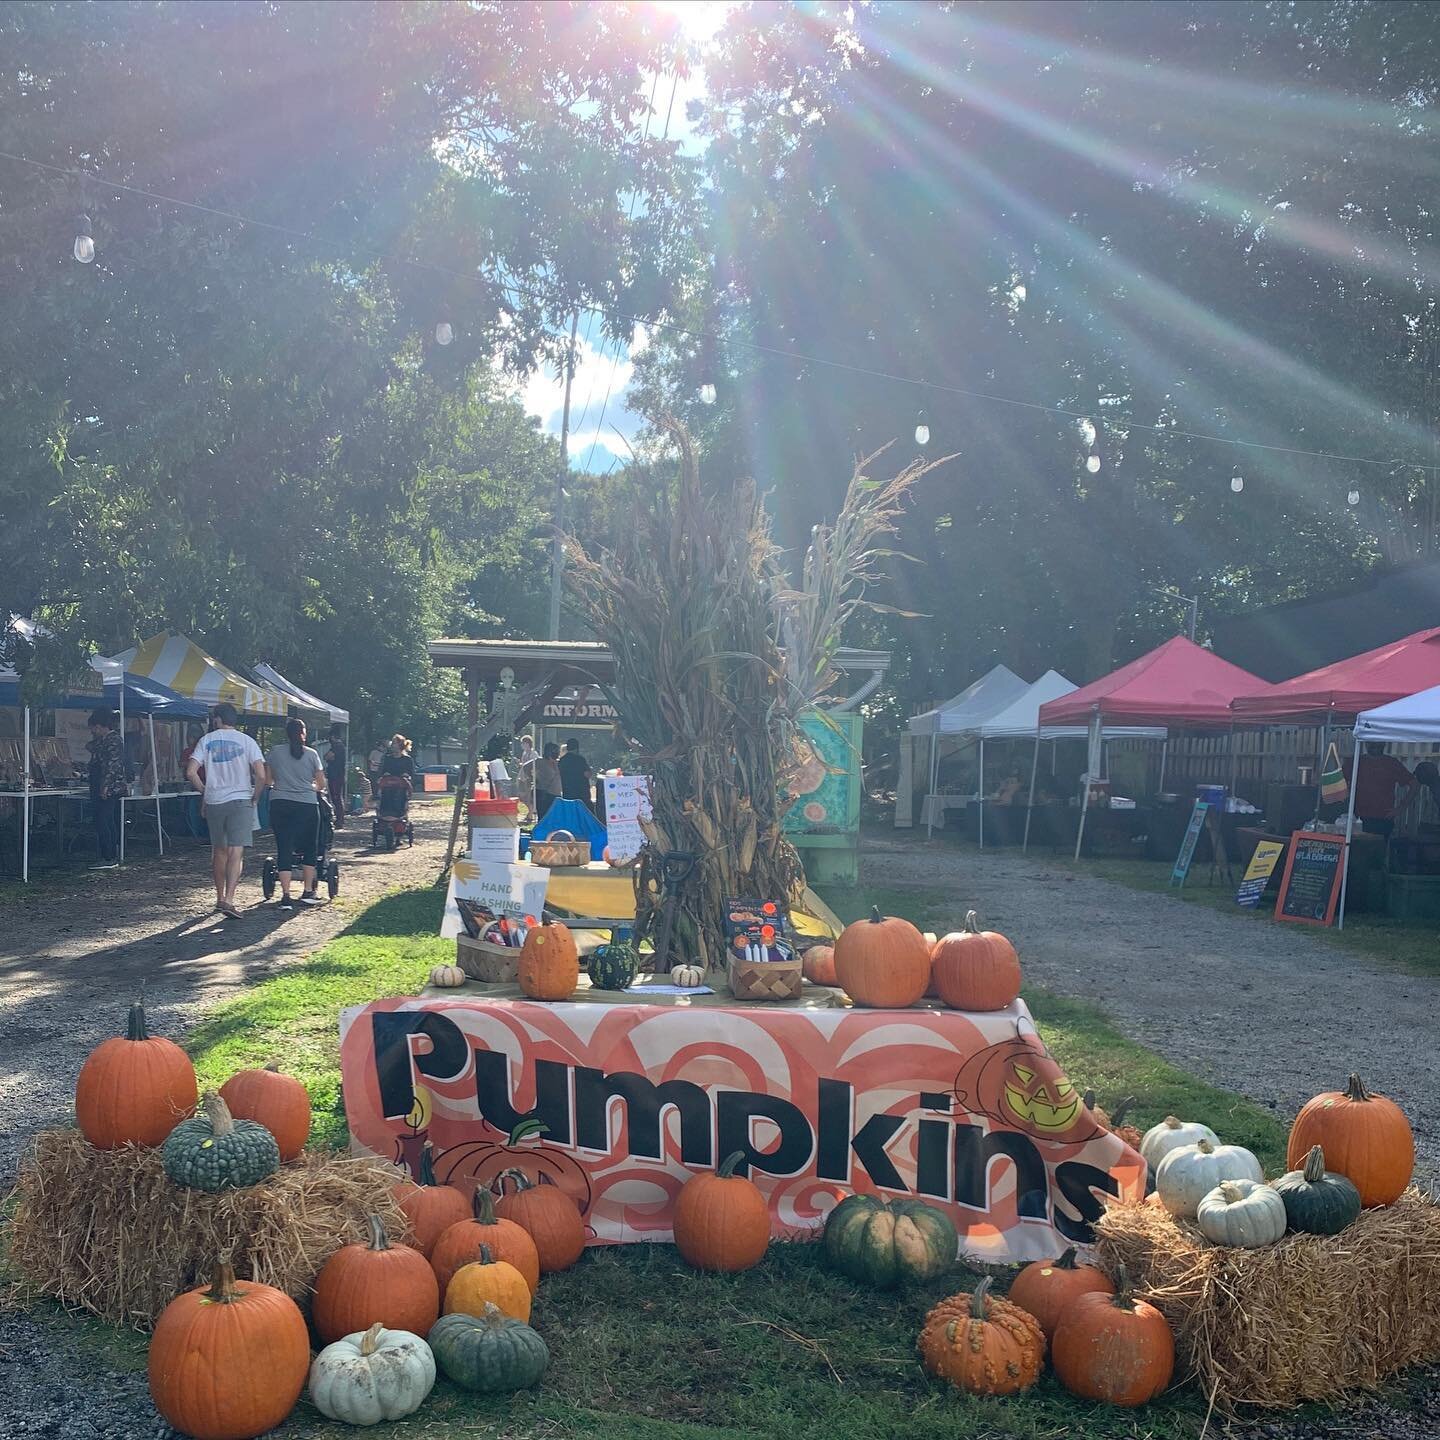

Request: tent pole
left=22, top=703, right=31, bottom=884
left=926, top=731, right=938, bottom=838
left=118, top=678, right=126, bottom=865
left=148, top=713, right=163, bottom=855
left=978, top=737, right=986, bottom=850
left=1314, top=709, right=1331, bottom=820
left=1157, top=738, right=1168, bottom=795
left=1228, top=723, right=1239, bottom=801
left=1022, top=729, right=1041, bottom=853
left=1074, top=710, right=1099, bottom=862
left=1337, top=733, right=1362, bottom=930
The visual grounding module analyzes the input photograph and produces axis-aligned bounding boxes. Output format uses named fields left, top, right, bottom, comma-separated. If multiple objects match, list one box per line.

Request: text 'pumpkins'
left=518, top=922, right=579, bottom=1001
left=834, top=907, right=930, bottom=1008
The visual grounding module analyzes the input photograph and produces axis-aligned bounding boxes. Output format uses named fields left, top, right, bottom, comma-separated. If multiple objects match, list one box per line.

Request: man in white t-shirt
left=185, top=702, right=266, bottom=917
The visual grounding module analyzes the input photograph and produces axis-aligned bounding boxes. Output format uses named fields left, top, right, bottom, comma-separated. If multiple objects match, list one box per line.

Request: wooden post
left=466, top=666, right=480, bottom=777
left=443, top=762, right=470, bottom=876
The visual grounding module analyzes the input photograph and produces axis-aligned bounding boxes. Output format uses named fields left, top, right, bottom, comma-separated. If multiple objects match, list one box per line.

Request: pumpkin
left=394, top=1140, right=471, bottom=1257
left=821, top=1193, right=957, bottom=1288
left=930, top=911, right=1022, bottom=1011
left=801, top=945, right=838, bottom=986
left=517, top=921, right=579, bottom=1001
left=833, top=906, right=931, bottom=1009
left=75, top=999, right=197, bottom=1150
left=493, top=1168, right=587, bottom=1272
left=1155, top=1139, right=1263, bottom=1220
left=431, top=1186, right=540, bottom=1296
left=1195, top=1179, right=1288, bottom=1249
left=1138, top=1115, right=1220, bottom=1171
left=161, top=1091, right=279, bottom=1192
left=1273, top=1144, right=1363, bottom=1235
left=1007, top=1246, right=1115, bottom=1339
left=313, top=1213, right=441, bottom=1345
left=673, top=1150, right=770, bottom=1273
left=670, top=963, right=705, bottom=988
left=444, top=1243, right=533, bottom=1323
left=1107, top=1097, right=1144, bottom=1152
left=218, top=1062, right=310, bottom=1162
left=1051, top=1266, right=1174, bottom=1407
left=917, top=1278, right=1045, bottom=1396
left=429, top=964, right=466, bottom=988
left=953, top=1031, right=1100, bottom=1143
left=436, top=1117, right=593, bottom=1215
left=148, top=1256, right=310, bottom=1440
left=308, top=1322, right=436, bottom=1427
left=428, top=1303, right=549, bottom=1393
left=1286, top=1073, right=1414, bottom=1208
left=589, top=942, right=640, bottom=992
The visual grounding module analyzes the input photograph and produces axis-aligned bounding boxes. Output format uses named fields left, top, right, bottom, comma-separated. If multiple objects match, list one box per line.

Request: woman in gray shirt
left=265, top=718, right=325, bottom=909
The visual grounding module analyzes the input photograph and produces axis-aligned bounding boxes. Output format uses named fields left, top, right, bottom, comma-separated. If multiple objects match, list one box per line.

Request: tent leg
left=118, top=679, right=126, bottom=865
left=1075, top=711, right=1100, bottom=861
left=978, top=738, right=985, bottom=849
left=1157, top=739, right=1168, bottom=795
left=1314, top=711, right=1331, bottom=820
left=148, top=714, right=163, bottom=855
left=1336, top=734, right=1362, bottom=930
left=926, top=732, right=938, bottom=838
left=1227, top=724, right=1239, bottom=801
left=1074, top=785, right=1091, bottom=861
left=1022, top=731, right=1041, bottom=854
left=22, top=704, right=31, bottom=884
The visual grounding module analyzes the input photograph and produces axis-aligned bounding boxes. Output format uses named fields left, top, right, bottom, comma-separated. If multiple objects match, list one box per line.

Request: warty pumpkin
left=162, top=1091, right=279, bottom=1192
left=833, top=906, right=931, bottom=1009
left=1007, top=1246, right=1115, bottom=1340
left=1154, top=1138, right=1263, bottom=1219
left=308, top=1322, right=436, bottom=1427
left=930, top=911, right=1022, bottom=1012
left=218, top=1062, right=310, bottom=1162
left=801, top=944, right=838, bottom=986
left=394, top=1140, right=471, bottom=1258
left=1051, top=1267, right=1174, bottom=1407
left=75, top=999, right=197, bottom=1150
left=1273, top=1144, right=1363, bottom=1235
left=517, top=922, right=579, bottom=1001
left=1286, top=1073, right=1414, bottom=1208
left=1138, top=1115, right=1220, bottom=1172
left=493, top=1168, right=586, bottom=1272
left=918, top=1278, right=1045, bottom=1396
left=444, top=1243, right=532, bottom=1323
left=1195, top=1179, right=1288, bottom=1249
left=148, top=1256, right=310, bottom=1440
left=431, top=1186, right=540, bottom=1295
left=428, top=1303, right=549, bottom=1393
left=312, top=1212, right=440, bottom=1345
left=821, top=1193, right=956, bottom=1288
left=673, top=1150, right=770, bottom=1273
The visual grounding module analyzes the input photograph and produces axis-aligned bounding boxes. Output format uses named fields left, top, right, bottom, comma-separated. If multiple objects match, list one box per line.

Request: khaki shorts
left=207, top=798, right=255, bottom=848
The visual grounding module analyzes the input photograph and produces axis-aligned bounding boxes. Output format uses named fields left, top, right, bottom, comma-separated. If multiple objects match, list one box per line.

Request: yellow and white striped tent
left=117, top=632, right=287, bottom=717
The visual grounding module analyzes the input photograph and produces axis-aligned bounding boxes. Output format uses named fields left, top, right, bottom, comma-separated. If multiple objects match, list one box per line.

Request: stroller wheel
left=261, top=859, right=277, bottom=901
left=327, top=860, right=340, bottom=898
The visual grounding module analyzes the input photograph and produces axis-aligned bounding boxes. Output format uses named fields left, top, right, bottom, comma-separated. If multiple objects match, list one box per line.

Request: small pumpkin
left=1007, top=1246, right=1115, bottom=1339
left=517, top=921, right=579, bottom=1001
left=833, top=906, right=931, bottom=1009
left=148, top=1256, right=310, bottom=1440
left=431, top=1186, right=540, bottom=1295
left=1051, top=1265, right=1174, bottom=1407
left=161, top=1091, right=279, bottom=1192
left=930, top=911, right=1022, bottom=1011
left=428, top=1302, right=549, bottom=1394
left=493, top=1167, right=587, bottom=1272
left=313, top=1213, right=441, bottom=1345
left=1286, top=1073, right=1414, bottom=1208
left=669, top=963, right=705, bottom=988
left=589, top=942, right=640, bottom=992
left=801, top=944, right=838, bottom=986
left=673, top=1150, right=770, bottom=1273
left=822, top=1193, right=957, bottom=1288
left=1273, top=1144, right=1363, bottom=1235
left=394, top=1141, right=470, bottom=1257
left=1195, top=1179, right=1288, bottom=1249
left=429, top=964, right=466, bottom=988
left=917, top=1278, right=1045, bottom=1396
left=218, top=1062, right=310, bottom=1162
left=1138, top=1115, right=1220, bottom=1172
left=1107, top=1097, right=1144, bottom=1152
left=76, top=999, right=197, bottom=1150
left=308, top=1322, right=436, bottom=1426
left=445, top=1243, right=532, bottom=1323
left=1155, top=1138, right=1264, bottom=1220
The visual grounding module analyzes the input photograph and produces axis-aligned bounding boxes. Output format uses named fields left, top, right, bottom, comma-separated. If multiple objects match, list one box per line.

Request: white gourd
left=430, top=965, right=466, bottom=989
left=309, top=1322, right=436, bottom=1426
left=1195, top=1179, right=1287, bottom=1249
left=1139, top=1115, right=1220, bottom=1171
left=1155, top=1139, right=1264, bottom=1219
left=670, top=964, right=704, bottom=988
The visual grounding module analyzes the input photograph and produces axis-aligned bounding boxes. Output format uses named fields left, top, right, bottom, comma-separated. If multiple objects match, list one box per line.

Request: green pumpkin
left=822, top=1193, right=958, bottom=1288
left=162, top=1091, right=279, bottom=1192
left=428, top=1303, right=549, bottom=1393
left=1272, top=1144, right=1362, bottom=1235
left=589, top=942, right=640, bottom=992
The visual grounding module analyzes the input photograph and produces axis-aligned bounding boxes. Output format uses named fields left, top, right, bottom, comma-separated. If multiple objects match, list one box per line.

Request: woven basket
left=529, top=828, right=592, bottom=867
left=727, top=955, right=803, bottom=1002
left=456, top=934, right=519, bottom=983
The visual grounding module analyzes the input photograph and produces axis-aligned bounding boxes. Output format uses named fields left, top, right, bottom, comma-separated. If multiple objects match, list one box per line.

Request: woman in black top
left=382, top=734, right=416, bottom=782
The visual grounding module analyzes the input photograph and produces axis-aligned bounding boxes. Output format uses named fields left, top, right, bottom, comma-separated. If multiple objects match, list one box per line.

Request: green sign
left=783, top=711, right=862, bottom=836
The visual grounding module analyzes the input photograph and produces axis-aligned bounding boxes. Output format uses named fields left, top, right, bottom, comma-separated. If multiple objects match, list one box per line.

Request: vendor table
left=340, top=991, right=1144, bottom=1264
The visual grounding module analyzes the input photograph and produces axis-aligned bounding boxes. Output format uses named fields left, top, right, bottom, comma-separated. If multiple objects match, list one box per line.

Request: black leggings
left=270, top=798, right=319, bottom=872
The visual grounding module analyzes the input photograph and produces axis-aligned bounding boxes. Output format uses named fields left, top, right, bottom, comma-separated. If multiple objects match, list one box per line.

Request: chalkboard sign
left=1170, top=800, right=1210, bottom=887
left=1274, top=831, right=1344, bottom=927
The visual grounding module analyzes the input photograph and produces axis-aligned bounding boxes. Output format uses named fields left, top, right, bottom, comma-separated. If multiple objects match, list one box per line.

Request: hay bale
left=6, top=1128, right=411, bottom=1327
left=1094, top=1190, right=1440, bottom=1411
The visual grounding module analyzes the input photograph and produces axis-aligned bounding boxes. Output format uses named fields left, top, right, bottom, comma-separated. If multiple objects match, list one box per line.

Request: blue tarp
left=532, top=799, right=608, bottom=860
left=0, top=674, right=208, bottom=718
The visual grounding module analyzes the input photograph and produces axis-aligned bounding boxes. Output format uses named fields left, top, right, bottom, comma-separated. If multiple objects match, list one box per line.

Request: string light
left=434, top=322, right=453, bottom=346
left=73, top=215, right=94, bottom=264
left=1348, top=488, right=1360, bottom=506
left=698, top=381, right=717, bottom=405
left=1085, top=454, right=1101, bottom=474
left=914, top=412, right=930, bottom=446
left=1231, top=475, right=1244, bottom=493
left=1078, top=417, right=1097, bottom=448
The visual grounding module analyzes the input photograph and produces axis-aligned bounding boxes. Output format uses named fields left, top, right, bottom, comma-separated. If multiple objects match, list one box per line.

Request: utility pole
left=548, top=312, right=579, bottom=641
left=1151, top=586, right=1198, bottom=641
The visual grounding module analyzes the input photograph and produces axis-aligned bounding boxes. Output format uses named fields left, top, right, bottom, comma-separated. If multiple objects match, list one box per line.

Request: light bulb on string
left=1078, top=417, right=1097, bottom=449
left=434, top=322, right=453, bottom=346
left=698, top=381, right=717, bottom=405
left=1348, top=488, right=1360, bottom=507
left=914, top=412, right=930, bottom=446
left=1231, top=475, right=1244, bottom=494
left=1085, top=454, right=1101, bottom=474
left=73, top=215, right=94, bottom=264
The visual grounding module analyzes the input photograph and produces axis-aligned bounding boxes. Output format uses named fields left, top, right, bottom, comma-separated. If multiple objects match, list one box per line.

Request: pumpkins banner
left=339, top=998, right=1144, bottom=1263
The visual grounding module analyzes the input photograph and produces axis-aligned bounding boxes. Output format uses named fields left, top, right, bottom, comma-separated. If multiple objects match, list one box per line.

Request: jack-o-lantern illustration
left=434, top=1115, right=593, bottom=1215
left=953, top=1029, right=1100, bottom=1145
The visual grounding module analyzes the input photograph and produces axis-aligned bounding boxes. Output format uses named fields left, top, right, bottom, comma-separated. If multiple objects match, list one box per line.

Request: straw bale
left=6, top=1128, right=410, bottom=1328
left=1094, top=1191, right=1440, bottom=1411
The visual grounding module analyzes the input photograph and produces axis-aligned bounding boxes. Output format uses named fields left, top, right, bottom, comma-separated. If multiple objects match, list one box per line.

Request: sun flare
left=648, top=0, right=733, bottom=45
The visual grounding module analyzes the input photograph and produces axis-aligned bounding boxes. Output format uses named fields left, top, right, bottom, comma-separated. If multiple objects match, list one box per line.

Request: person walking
left=186, top=701, right=265, bottom=917
left=265, top=718, right=326, bottom=910
left=558, top=737, right=591, bottom=801
left=86, top=708, right=127, bottom=870
left=323, top=724, right=348, bottom=827
left=515, top=733, right=537, bottom=816
left=535, top=741, right=562, bottom=820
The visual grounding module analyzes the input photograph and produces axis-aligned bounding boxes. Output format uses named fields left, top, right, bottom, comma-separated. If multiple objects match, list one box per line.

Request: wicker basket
left=456, top=933, right=519, bottom=983
left=528, top=828, right=592, bottom=868
left=727, top=954, right=803, bottom=1002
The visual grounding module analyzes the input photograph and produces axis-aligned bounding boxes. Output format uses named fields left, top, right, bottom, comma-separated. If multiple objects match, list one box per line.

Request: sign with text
left=601, top=774, right=652, bottom=861
left=1170, top=800, right=1210, bottom=887
left=542, top=688, right=618, bottom=724
left=1236, top=840, right=1285, bottom=908
left=441, top=858, right=549, bottom=939
left=1274, top=831, right=1344, bottom=927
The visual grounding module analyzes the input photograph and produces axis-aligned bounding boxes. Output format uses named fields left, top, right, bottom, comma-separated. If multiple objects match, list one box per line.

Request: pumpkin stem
left=508, top=1116, right=549, bottom=1146
left=1303, top=1145, right=1327, bottom=1183
left=481, top=1301, right=506, bottom=1328
left=717, top=1151, right=748, bottom=1180
left=969, top=1276, right=993, bottom=1320
left=1343, top=1073, right=1371, bottom=1103
left=263, top=1061, right=281, bottom=1074
left=494, top=1166, right=536, bottom=1195
left=868, top=905, right=884, bottom=924
left=1111, top=1097, right=1137, bottom=1128
left=359, top=1322, right=385, bottom=1356
left=1163, top=1116, right=1181, bottom=1130
left=1109, top=1262, right=1137, bottom=1310
left=126, top=1002, right=149, bottom=1042
left=1083, top=1089, right=1096, bottom=1112
left=479, top=1243, right=495, bottom=1266
left=366, top=1213, right=392, bottom=1252
left=418, top=1140, right=441, bottom=1188
left=202, top=1091, right=234, bottom=1137
left=963, top=909, right=980, bottom=934
left=1218, top=1181, right=1246, bottom=1204
left=1054, top=1246, right=1079, bottom=1270
left=203, top=1255, right=239, bottom=1304
left=473, top=1188, right=499, bottom=1224
left=1194, top=1138, right=1215, bottom=1155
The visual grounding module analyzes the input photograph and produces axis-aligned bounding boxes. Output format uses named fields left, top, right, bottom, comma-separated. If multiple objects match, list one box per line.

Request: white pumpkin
left=1155, top=1138, right=1264, bottom=1219
left=1195, top=1178, right=1287, bottom=1249
left=429, top=964, right=466, bottom=988
left=670, top=964, right=704, bottom=988
left=309, top=1322, right=436, bottom=1426
left=1139, top=1115, right=1220, bottom=1171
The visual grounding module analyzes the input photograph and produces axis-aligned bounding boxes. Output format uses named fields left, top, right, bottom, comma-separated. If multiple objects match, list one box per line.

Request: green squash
left=589, top=942, right=639, bottom=992
left=162, top=1091, right=279, bottom=1192
left=1272, top=1144, right=1362, bottom=1235
left=428, top=1302, right=549, bottom=1393
left=822, top=1193, right=958, bottom=1288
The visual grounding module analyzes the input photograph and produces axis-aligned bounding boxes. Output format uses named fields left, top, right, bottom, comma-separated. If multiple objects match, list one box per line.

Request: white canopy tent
left=253, top=663, right=349, bottom=725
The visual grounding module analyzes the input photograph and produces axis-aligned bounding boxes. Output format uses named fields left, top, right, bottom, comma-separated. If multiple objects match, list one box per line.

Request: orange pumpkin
left=218, top=1062, right=310, bottom=1161
left=1051, top=1268, right=1174, bottom=1407
left=76, top=999, right=198, bottom=1149
left=673, top=1151, right=770, bottom=1273
left=517, top=922, right=579, bottom=1001
left=930, top=911, right=1021, bottom=1011
left=801, top=944, right=838, bottom=986
left=1286, top=1073, right=1414, bottom=1208
left=833, top=906, right=931, bottom=1009
left=1007, top=1246, right=1115, bottom=1340
left=148, top=1256, right=309, bottom=1440
left=494, top=1168, right=586, bottom=1272
left=394, top=1140, right=471, bottom=1257
left=444, top=1243, right=533, bottom=1323
left=431, top=1186, right=541, bottom=1296
left=312, top=1213, right=440, bottom=1345
left=918, top=1278, right=1045, bottom=1396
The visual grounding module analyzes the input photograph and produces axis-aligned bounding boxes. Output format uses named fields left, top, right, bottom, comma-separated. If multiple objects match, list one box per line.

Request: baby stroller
left=262, top=793, right=341, bottom=900
left=371, top=773, right=415, bottom=850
